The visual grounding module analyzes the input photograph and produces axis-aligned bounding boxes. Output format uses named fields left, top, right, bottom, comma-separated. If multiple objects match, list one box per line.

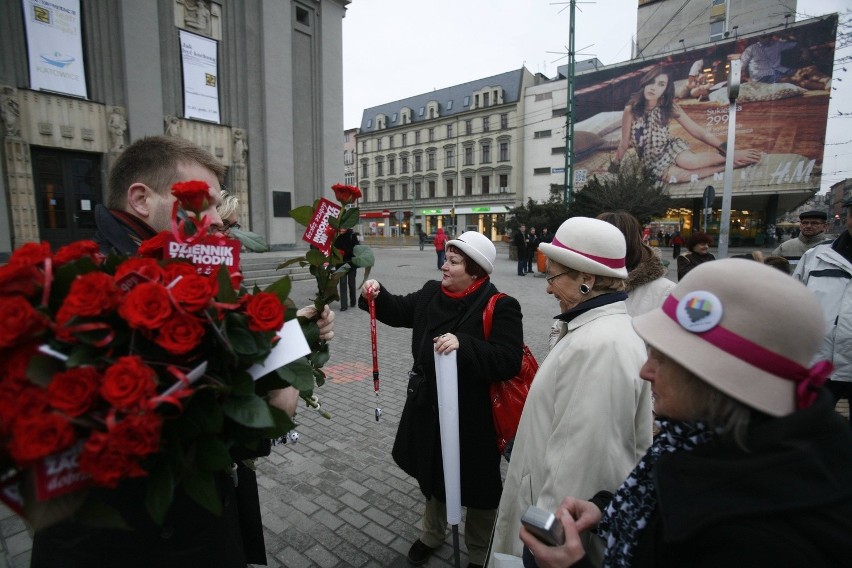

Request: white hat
left=633, top=259, right=829, bottom=416
left=538, top=217, right=628, bottom=278
left=446, top=231, right=496, bottom=274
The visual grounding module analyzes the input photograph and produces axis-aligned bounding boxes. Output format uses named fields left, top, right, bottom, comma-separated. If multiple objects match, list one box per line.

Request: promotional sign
left=22, top=0, right=88, bottom=98
left=570, top=16, right=837, bottom=196
left=302, top=198, right=342, bottom=254
left=179, top=29, right=220, bottom=123
left=164, top=234, right=241, bottom=277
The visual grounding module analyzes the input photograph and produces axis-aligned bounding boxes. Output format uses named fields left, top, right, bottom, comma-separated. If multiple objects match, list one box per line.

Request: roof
left=358, top=68, right=527, bottom=132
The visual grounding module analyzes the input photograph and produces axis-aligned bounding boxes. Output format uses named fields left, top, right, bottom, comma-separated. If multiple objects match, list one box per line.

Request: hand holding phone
left=520, top=505, right=565, bottom=546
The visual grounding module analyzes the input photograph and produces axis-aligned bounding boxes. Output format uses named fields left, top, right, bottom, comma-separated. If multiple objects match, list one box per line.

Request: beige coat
left=489, top=301, right=653, bottom=564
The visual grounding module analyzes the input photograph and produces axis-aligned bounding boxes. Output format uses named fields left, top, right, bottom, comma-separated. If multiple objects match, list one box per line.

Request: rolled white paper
left=434, top=350, right=461, bottom=525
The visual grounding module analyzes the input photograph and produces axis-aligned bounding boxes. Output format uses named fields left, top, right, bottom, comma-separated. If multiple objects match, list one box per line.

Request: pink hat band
left=662, top=295, right=832, bottom=409
left=550, top=237, right=626, bottom=269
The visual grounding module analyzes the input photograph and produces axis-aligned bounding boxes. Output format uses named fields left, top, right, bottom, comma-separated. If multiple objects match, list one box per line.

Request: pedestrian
left=793, top=196, right=852, bottom=426
left=520, top=259, right=852, bottom=567
left=489, top=217, right=652, bottom=566
left=677, top=231, right=715, bottom=281
left=771, top=210, right=828, bottom=268
left=670, top=230, right=684, bottom=259
left=360, top=231, right=524, bottom=568
left=664, top=230, right=671, bottom=247
left=419, top=228, right=426, bottom=251
left=526, top=226, right=539, bottom=273
left=433, top=227, right=448, bottom=269
left=513, top=223, right=528, bottom=276
left=335, top=228, right=360, bottom=311
left=31, top=136, right=336, bottom=568
left=540, top=227, right=553, bottom=244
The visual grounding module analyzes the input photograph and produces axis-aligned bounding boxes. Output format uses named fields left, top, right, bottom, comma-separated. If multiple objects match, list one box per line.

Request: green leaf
left=65, top=346, right=100, bottom=368
left=276, top=359, right=316, bottom=391
left=145, top=461, right=175, bottom=526
left=216, top=264, right=237, bottom=304
left=227, top=369, right=256, bottom=396
left=288, top=205, right=315, bottom=226
left=229, top=228, right=269, bottom=252
left=222, top=394, right=274, bottom=428
left=263, top=275, right=291, bottom=304
left=183, top=391, right=224, bottom=433
left=228, top=327, right=261, bottom=356
left=305, top=248, right=328, bottom=267
left=253, top=373, right=290, bottom=397
left=194, top=436, right=233, bottom=471
left=264, top=404, right=296, bottom=439
left=299, top=319, right=320, bottom=346
left=339, top=207, right=359, bottom=229
left=27, top=354, right=64, bottom=387
left=277, top=257, right=307, bottom=270
left=183, top=471, right=222, bottom=516
left=351, top=244, right=375, bottom=268
left=310, top=347, right=330, bottom=369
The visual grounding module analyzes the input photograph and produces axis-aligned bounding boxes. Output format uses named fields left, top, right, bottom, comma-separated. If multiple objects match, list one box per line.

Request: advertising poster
left=22, top=0, right=88, bottom=98
left=180, top=29, right=220, bottom=124
left=571, top=16, right=837, bottom=199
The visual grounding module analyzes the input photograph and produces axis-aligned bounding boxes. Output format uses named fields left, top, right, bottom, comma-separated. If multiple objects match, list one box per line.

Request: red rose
left=8, top=412, right=76, bottom=464
left=47, top=367, right=102, bottom=417
left=101, top=356, right=158, bottom=410
left=8, top=242, right=51, bottom=267
left=114, top=258, right=164, bottom=285
left=162, top=261, right=198, bottom=285
left=119, top=282, right=174, bottom=330
left=137, top=231, right=171, bottom=259
left=0, top=263, right=44, bottom=298
left=155, top=315, right=205, bottom=355
left=0, top=342, right=39, bottom=383
left=331, top=183, right=362, bottom=205
left=58, top=272, right=121, bottom=319
left=171, top=180, right=211, bottom=213
left=0, top=296, right=49, bottom=348
left=243, top=292, right=285, bottom=332
left=110, top=412, right=162, bottom=456
left=79, top=431, right=147, bottom=488
left=0, top=379, right=31, bottom=435
left=170, top=273, right=217, bottom=313
left=53, top=241, right=103, bottom=267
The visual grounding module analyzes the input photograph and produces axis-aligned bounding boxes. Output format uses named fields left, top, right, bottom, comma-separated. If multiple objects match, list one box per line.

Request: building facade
left=343, top=127, right=358, bottom=187
left=355, top=68, right=535, bottom=240
left=0, top=0, right=349, bottom=259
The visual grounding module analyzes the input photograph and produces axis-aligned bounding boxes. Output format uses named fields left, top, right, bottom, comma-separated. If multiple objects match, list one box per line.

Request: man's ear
left=126, top=183, right=152, bottom=218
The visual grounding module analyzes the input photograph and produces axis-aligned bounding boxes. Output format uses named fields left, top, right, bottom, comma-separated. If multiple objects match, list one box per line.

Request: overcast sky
left=342, top=0, right=851, bottom=194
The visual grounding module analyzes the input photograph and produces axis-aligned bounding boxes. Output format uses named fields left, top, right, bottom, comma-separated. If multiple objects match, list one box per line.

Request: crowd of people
left=20, top=133, right=852, bottom=567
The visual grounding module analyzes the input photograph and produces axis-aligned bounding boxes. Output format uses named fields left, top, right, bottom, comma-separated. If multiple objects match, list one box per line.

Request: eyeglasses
left=545, top=271, right=572, bottom=285
left=210, top=221, right=241, bottom=234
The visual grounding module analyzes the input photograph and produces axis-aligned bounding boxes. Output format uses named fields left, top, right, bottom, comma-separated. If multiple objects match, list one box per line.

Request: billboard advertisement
left=22, top=0, right=88, bottom=98
left=571, top=16, right=837, bottom=199
left=180, top=29, right=220, bottom=124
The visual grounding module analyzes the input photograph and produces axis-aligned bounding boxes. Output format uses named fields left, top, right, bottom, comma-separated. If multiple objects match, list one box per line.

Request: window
left=414, top=154, right=422, bottom=172
left=378, top=138, right=383, bottom=151
left=361, top=162, right=369, bottom=178
left=464, top=146, right=474, bottom=166
left=377, top=186, right=383, bottom=202
left=389, top=135, right=394, bottom=149
left=415, top=182, right=422, bottom=200
left=533, top=167, right=550, bottom=175
left=535, top=92, right=553, bottom=102
left=447, top=123, right=453, bottom=138
left=446, top=179, right=454, bottom=197
left=465, top=120, right=473, bottom=135
left=481, top=144, right=491, bottom=164
left=534, top=130, right=552, bottom=139
left=464, top=177, right=473, bottom=195
left=389, top=185, right=396, bottom=201
left=428, top=128, right=435, bottom=142
left=428, top=151, right=436, bottom=170
left=483, top=116, right=490, bottom=132
left=447, top=100, right=454, bottom=110
left=402, top=183, right=408, bottom=200
left=481, top=176, right=490, bottom=194
left=499, top=174, right=508, bottom=190
left=388, top=156, right=396, bottom=175
left=419, top=107, right=425, bottom=117
left=499, top=142, right=509, bottom=162
left=376, top=158, right=384, bottom=176
left=463, top=96, right=470, bottom=107
left=474, top=94, right=480, bottom=107
left=552, top=146, right=565, bottom=155
left=401, top=156, right=409, bottom=174
left=344, top=171, right=355, bottom=185
left=446, top=148, right=455, bottom=168
left=392, top=113, right=398, bottom=123
left=552, top=108, right=567, bottom=118
left=428, top=181, right=436, bottom=198
left=710, top=20, right=725, bottom=41
left=500, top=113, right=508, bottom=129
left=343, top=150, right=353, bottom=165
left=402, top=133, right=408, bottom=147
left=296, top=7, right=310, bottom=25
left=362, top=140, right=367, bottom=152
left=483, top=92, right=490, bottom=106
left=344, top=132, right=350, bottom=142
left=367, top=119, right=373, bottom=128
left=415, top=131, right=422, bottom=144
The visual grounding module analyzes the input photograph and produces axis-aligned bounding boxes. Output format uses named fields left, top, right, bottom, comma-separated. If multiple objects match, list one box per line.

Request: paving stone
left=304, top=543, right=340, bottom=568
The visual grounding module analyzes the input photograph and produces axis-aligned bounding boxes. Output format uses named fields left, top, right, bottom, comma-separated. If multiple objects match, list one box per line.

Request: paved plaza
left=1, top=242, right=848, bottom=567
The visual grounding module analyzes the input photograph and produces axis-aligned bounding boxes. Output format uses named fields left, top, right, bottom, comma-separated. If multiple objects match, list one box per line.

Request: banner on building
left=570, top=16, right=837, bottom=197
left=179, top=29, right=220, bottom=124
left=22, top=0, right=87, bottom=98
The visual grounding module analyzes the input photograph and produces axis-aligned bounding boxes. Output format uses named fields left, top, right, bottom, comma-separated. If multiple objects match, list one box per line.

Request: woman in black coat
left=360, top=231, right=523, bottom=568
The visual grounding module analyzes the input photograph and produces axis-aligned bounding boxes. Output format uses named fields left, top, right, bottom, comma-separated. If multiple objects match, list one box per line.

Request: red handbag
left=483, top=293, right=539, bottom=456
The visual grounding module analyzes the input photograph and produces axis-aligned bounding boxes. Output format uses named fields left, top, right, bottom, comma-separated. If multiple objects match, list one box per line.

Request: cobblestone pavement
left=1, top=243, right=848, bottom=567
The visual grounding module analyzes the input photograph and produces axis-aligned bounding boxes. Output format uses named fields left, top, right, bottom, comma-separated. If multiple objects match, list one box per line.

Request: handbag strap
left=482, top=292, right=507, bottom=341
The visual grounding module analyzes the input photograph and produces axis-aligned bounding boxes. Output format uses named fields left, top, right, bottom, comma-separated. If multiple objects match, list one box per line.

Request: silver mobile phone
left=520, top=505, right=565, bottom=546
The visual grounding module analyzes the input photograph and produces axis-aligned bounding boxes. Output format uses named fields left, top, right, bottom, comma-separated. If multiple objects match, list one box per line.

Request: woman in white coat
left=489, top=217, right=653, bottom=566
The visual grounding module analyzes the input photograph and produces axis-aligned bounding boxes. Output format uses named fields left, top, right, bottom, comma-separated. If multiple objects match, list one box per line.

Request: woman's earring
left=580, top=283, right=591, bottom=295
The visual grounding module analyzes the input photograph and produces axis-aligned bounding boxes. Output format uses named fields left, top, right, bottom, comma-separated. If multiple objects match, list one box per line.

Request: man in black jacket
left=513, top=224, right=528, bottom=276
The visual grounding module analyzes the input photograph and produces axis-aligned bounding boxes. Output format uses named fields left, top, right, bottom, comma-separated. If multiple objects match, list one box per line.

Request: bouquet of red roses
left=0, top=181, right=318, bottom=529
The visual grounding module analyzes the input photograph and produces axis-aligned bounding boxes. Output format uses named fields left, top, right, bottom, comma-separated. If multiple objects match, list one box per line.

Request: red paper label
left=164, top=234, right=241, bottom=276
left=0, top=473, right=25, bottom=516
left=34, top=441, right=91, bottom=501
left=115, top=271, right=146, bottom=293
left=301, top=198, right=341, bottom=255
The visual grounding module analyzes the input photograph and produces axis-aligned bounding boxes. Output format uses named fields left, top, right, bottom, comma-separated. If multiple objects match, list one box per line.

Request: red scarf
left=441, top=276, right=488, bottom=299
